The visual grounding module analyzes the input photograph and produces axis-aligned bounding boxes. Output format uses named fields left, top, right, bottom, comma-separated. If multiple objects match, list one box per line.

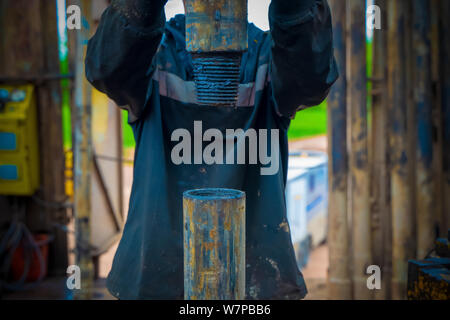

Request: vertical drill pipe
left=405, top=0, right=416, bottom=251
left=73, top=0, right=94, bottom=300
left=431, top=0, right=444, bottom=240
left=183, top=189, right=245, bottom=300
left=184, top=0, right=248, bottom=53
left=184, top=0, right=248, bottom=107
left=327, top=0, right=352, bottom=300
left=387, top=0, right=414, bottom=300
left=441, top=0, right=450, bottom=235
left=413, top=0, right=435, bottom=259
left=349, top=0, right=372, bottom=300
left=371, top=0, right=391, bottom=300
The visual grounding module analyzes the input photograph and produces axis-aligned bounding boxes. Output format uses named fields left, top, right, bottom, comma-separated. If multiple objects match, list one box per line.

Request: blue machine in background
left=285, top=151, right=328, bottom=269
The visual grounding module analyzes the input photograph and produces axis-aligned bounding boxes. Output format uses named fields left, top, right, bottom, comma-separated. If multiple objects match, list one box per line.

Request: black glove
left=270, top=0, right=316, bottom=18
left=111, top=0, right=168, bottom=27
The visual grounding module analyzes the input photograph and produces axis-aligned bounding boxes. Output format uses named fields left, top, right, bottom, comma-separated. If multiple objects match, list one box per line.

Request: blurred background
left=0, top=0, right=449, bottom=300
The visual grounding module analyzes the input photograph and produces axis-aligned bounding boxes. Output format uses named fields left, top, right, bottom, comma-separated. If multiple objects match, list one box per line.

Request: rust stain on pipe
left=183, top=188, right=246, bottom=300
left=185, top=0, right=248, bottom=53
left=387, top=0, right=415, bottom=300
left=371, top=0, right=392, bottom=300
left=185, top=0, right=248, bottom=107
left=327, top=0, right=352, bottom=300
left=73, top=0, right=94, bottom=300
left=349, top=0, right=372, bottom=300
left=413, top=0, right=435, bottom=260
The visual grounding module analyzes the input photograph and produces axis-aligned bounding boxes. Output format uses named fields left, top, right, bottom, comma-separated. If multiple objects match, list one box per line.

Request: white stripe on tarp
left=153, top=63, right=269, bottom=107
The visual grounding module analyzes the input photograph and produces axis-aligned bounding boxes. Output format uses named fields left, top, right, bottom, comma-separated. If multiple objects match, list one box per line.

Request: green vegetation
left=287, top=100, right=327, bottom=140
left=122, top=110, right=136, bottom=148
left=120, top=99, right=328, bottom=145
left=64, top=46, right=373, bottom=149
left=57, top=4, right=374, bottom=151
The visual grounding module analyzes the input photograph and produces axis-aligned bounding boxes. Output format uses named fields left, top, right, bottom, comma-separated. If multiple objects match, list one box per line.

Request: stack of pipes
left=327, top=0, right=449, bottom=300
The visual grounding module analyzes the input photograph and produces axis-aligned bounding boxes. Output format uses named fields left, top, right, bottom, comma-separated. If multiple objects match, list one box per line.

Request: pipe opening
left=184, top=188, right=245, bottom=200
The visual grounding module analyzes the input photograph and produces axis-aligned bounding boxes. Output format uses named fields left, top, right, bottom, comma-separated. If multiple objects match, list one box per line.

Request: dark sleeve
left=85, top=0, right=166, bottom=122
left=269, top=0, right=338, bottom=118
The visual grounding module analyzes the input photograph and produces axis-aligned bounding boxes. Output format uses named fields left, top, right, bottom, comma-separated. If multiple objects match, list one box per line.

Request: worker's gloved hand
left=111, top=0, right=168, bottom=27
left=270, top=0, right=316, bottom=18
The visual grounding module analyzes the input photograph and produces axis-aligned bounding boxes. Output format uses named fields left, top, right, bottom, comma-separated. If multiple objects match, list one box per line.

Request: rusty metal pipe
left=183, top=188, right=246, bottom=300
left=387, top=0, right=415, bottom=300
left=327, top=0, right=352, bottom=300
left=184, top=0, right=248, bottom=106
left=349, top=0, right=372, bottom=300
left=73, top=0, right=94, bottom=300
left=430, top=0, right=443, bottom=240
left=440, top=0, right=450, bottom=239
left=371, top=0, right=391, bottom=300
left=412, top=0, right=435, bottom=259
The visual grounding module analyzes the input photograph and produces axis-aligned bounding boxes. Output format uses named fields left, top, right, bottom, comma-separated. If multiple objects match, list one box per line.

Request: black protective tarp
left=85, top=0, right=337, bottom=299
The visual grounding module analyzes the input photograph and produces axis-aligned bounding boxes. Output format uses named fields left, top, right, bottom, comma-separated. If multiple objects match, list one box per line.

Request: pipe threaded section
left=192, top=53, right=242, bottom=107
